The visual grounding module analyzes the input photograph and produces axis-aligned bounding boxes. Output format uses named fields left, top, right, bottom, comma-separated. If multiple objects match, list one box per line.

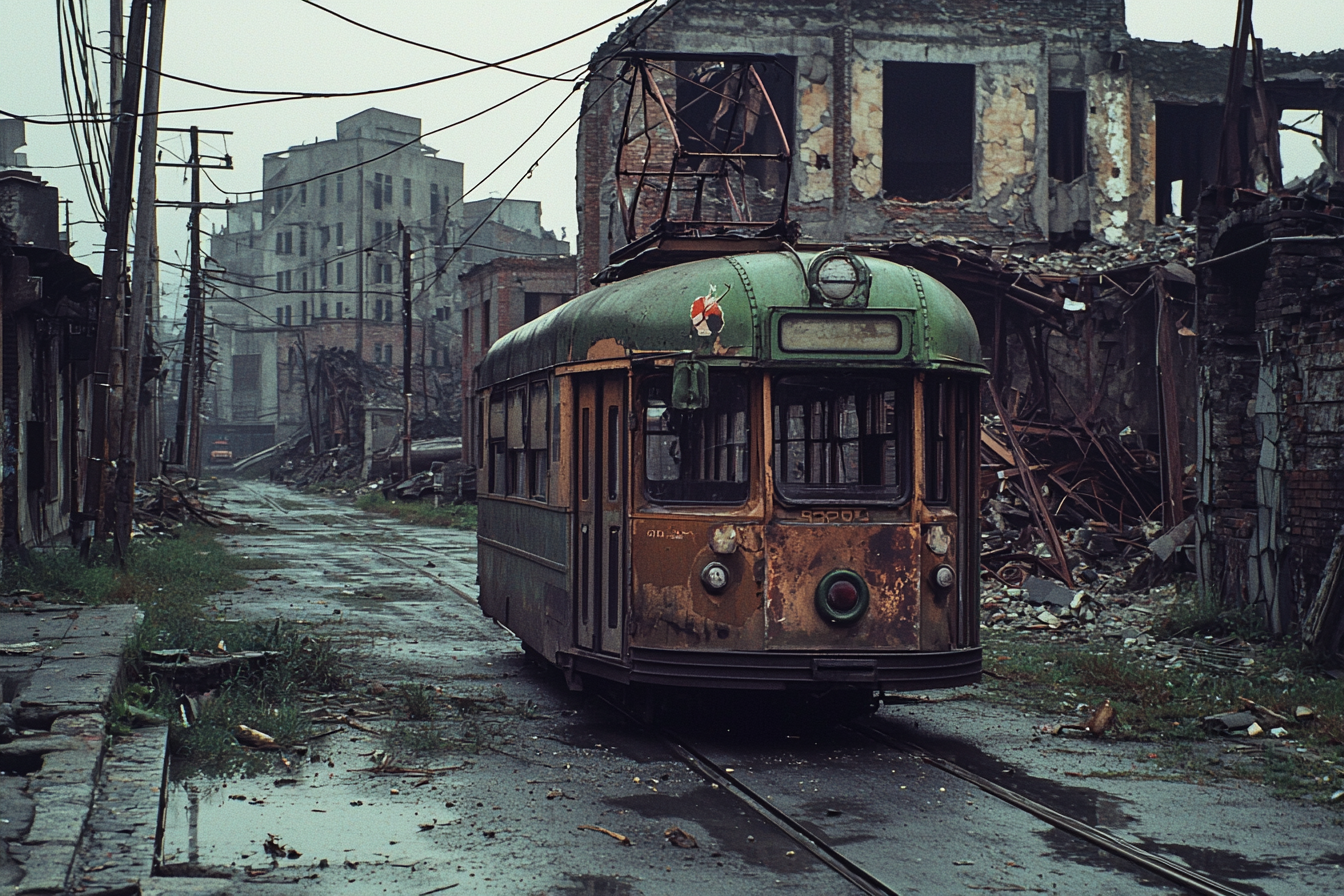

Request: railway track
left=603, top=696, right=1253, bottom=896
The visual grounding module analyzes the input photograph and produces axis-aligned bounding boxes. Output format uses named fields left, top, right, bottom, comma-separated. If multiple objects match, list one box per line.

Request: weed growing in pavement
left=396, top=683, right=438, bottom=721
left=5, top=524, right=349, bottom=775
left=981, top=626, right=1344, bottom=803
left=387, top=723, right=445, bottom=757
left=1154, top=581, right=1266, bottom=641
left=354, top=493, right=477, bottom=529
left=1, top=526, right=245, bottom=606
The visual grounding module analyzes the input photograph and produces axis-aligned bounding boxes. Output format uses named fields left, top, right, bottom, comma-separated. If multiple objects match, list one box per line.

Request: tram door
left=573, top=373, right=626, bottom=656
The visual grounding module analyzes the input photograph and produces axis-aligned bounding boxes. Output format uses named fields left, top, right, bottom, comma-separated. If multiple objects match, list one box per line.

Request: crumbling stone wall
left=578, top=0, right=1146, bottom=283
left=1197, top=192, right=1344, bottom=632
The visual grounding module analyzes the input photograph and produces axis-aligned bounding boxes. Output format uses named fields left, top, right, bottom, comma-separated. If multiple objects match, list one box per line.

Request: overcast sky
left=3, top=0, right=1341, bottom=310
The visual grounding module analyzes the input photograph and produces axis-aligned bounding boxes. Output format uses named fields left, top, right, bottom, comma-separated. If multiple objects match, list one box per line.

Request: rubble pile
left=994, top=222, right=1197, bottom=276
left=133, top=477, right=254, bottom=534
left=979, top=415, right=1188, bottom=592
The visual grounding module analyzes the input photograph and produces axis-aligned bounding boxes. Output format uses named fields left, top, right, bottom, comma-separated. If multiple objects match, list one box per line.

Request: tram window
left=642, top=373, right=749, bottom=504
left=925, top=378, right=950, bottom=504
left=772, top=376, right=911, bottom=503
left=529, top=381, right=549, bottom=501
left=507, top=387, right=527, bottom=497
left=488, top=392, right=506, bottom=495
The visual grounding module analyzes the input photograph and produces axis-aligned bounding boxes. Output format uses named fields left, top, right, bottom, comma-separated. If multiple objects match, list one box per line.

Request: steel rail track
left=850, top=718, right=1252, bottom=896
left=599, top=697, right=902, bottom=896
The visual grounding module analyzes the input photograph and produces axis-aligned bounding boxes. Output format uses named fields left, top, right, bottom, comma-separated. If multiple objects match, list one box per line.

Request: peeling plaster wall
left=577, top=0, right=1139, bottom=284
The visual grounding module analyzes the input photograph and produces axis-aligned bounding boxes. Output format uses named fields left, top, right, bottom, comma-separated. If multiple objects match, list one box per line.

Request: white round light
left=701, top=562, right=729, bottom=592
left=816, top=255, right=859, bottom=301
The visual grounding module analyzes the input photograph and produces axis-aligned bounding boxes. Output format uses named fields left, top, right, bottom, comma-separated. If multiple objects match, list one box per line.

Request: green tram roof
left=478, top=251, right=987, bottom=388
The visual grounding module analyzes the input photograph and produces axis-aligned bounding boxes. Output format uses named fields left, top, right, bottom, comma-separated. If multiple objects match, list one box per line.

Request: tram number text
left=799, top=509, right=869, bottom=523
left=644, top=527, right=695, bottom=540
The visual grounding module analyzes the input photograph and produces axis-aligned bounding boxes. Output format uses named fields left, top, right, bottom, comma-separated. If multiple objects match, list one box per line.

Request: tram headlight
left=701, top=561, right=730, bottom=593
left=814, top=569, right=870, bottom=625
left=932, top=564, right=956, bottom=590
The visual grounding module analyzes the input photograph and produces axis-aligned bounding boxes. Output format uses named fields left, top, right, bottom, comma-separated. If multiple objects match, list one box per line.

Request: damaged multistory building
left=208, top=109, right=569, bottom=460
left=561, top=0, right=1344, bottom=643
left=0, top=170, right=104, bottom=553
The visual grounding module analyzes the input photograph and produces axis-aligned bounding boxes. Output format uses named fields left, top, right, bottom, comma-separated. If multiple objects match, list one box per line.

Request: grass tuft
left=354, top=493, right=476, bottom=529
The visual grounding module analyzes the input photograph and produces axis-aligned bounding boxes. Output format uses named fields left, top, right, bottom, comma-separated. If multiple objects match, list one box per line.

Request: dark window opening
left=882, top=61, right=975, bottom=202
left=642, top=373, right=749, bottom=505
left=674, top=55, right=796, bottom=195
left=773, top=374, right=911, bottom=504
left=924, top=378, right=950, bottom=505
left=1155, top=102, right=1224, bottom=222
left=1049, top=90, right=1086, bottom=182
left=524, top=292, right=542, bottom=323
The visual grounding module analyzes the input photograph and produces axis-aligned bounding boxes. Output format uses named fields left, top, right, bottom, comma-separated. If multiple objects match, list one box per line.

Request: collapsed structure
left=552, top=0, right=1344, bottom=648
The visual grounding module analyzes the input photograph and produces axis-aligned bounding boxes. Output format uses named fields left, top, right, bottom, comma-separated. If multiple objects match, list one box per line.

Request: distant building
left=206, top=108, right=568, bottom=456
left=458, top=255, right=576, bottom=469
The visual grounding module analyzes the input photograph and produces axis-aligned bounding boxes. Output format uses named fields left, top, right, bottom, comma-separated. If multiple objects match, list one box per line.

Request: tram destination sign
left=778, top=313, right=902, bottom=353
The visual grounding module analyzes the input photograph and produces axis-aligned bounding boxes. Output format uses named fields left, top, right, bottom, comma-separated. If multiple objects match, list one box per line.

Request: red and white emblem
left=690, top=284, right=728, bottom=337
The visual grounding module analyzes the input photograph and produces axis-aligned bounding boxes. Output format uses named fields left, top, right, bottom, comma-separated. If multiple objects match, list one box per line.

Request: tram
left=472, top=246, right=986, bottom=701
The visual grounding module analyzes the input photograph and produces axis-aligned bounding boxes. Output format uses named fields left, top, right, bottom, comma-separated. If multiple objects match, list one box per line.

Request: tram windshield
left=642, top=373, right=750, bottom=504
left=772, top=375, right=911, bottom=503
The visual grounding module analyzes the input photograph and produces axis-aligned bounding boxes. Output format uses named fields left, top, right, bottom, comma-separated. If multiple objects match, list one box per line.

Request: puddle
left=161, top=768, right=461, bottom=871
left=607, top=785, right=817, bottom=874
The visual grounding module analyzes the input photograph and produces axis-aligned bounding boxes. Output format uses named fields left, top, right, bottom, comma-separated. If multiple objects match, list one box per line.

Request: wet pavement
left=0, top=599, right=142, bottom=895
left=63, top=480, right=1344, bottom=895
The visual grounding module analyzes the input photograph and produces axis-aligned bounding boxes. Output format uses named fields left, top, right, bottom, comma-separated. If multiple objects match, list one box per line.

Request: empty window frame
left=882, top=61, right=976, bottom=202
left=1155, top=102, right=1223, bottom=221
left=336, top=173, right=344, bottom=203
left=403, top=177, right=412, bottom=206
left=1048, top=90, right=1087, bottom=183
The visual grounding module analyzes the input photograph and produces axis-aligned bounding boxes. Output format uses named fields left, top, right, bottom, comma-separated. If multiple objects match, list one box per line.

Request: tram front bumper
left=563, top=646, right=981, bottom=692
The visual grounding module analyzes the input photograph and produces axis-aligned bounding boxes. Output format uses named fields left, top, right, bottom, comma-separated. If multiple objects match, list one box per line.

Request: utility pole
left=401, top=222, right=413, bottom=480
left=81, top=0, right=147, bottom=553
left=157, top=127, right=231, bottom=479
left=114, top=0, right=166, bottom=560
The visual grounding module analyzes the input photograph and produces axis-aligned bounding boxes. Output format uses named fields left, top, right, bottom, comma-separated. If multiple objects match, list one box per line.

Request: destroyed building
left=207, top=109, right=569, bottom=459
left=551, top=0, right=1344, bottom=643
left=0, top=170, right=103, bottom=552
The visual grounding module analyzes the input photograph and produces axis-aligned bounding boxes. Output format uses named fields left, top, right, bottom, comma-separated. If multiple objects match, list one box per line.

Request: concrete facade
left=207, top=109, right=567, bottom=452
left=576, top=0, right=1342, bottom=285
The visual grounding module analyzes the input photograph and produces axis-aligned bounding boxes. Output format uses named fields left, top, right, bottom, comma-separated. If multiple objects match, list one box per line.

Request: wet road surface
left=149, top=480, right=1343, bottom=896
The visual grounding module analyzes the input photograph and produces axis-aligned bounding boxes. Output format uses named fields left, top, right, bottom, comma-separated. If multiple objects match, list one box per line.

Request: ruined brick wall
left=577, top=0, right=1145, bottom=284
left=1197, top=194, right=1344, bottom=631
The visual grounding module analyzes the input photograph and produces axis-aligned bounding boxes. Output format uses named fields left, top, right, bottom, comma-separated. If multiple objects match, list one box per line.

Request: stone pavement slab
left=0, top=603, right=141, bottom=895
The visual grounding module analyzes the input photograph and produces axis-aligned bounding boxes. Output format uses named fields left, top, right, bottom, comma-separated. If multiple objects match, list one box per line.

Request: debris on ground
left=664, top=827, right=699, bottom=848
left=235, top=725, right=278, bottom=750
left=578, top=824, right=632, bottom=846
left=134, top=477, right=255, bottom=534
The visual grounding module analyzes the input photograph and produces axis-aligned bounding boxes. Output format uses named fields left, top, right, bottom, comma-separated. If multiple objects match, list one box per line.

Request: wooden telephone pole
left=157, top=127, right=231, bottom=479
left=81, top=0, right=147, bottom=555
left=401, top=222, right=413, bottom=480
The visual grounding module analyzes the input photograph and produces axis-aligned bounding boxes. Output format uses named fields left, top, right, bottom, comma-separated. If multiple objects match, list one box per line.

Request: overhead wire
left=11, top=0, right=658, bottom=126
left=159, top=0, right=680, bottom=333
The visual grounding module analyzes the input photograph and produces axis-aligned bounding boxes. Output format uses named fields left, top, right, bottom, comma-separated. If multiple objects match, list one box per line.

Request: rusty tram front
left=472, top=249, right=987, bottom=697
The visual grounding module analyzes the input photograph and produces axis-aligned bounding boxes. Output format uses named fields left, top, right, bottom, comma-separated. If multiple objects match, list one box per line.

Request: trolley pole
left=401, top=222, right=413, bottom=481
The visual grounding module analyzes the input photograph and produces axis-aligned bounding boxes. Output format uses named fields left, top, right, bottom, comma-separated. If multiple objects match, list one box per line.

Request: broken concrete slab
left=1023, top=575, right=1076, bottom=609
left=1202, top=711, right=1257, bottom=733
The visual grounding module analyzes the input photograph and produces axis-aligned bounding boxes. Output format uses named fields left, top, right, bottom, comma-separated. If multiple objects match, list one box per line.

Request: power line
left=298, top=0, right=654, bottom=82
left=11, top=0, right=658, bottom=126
